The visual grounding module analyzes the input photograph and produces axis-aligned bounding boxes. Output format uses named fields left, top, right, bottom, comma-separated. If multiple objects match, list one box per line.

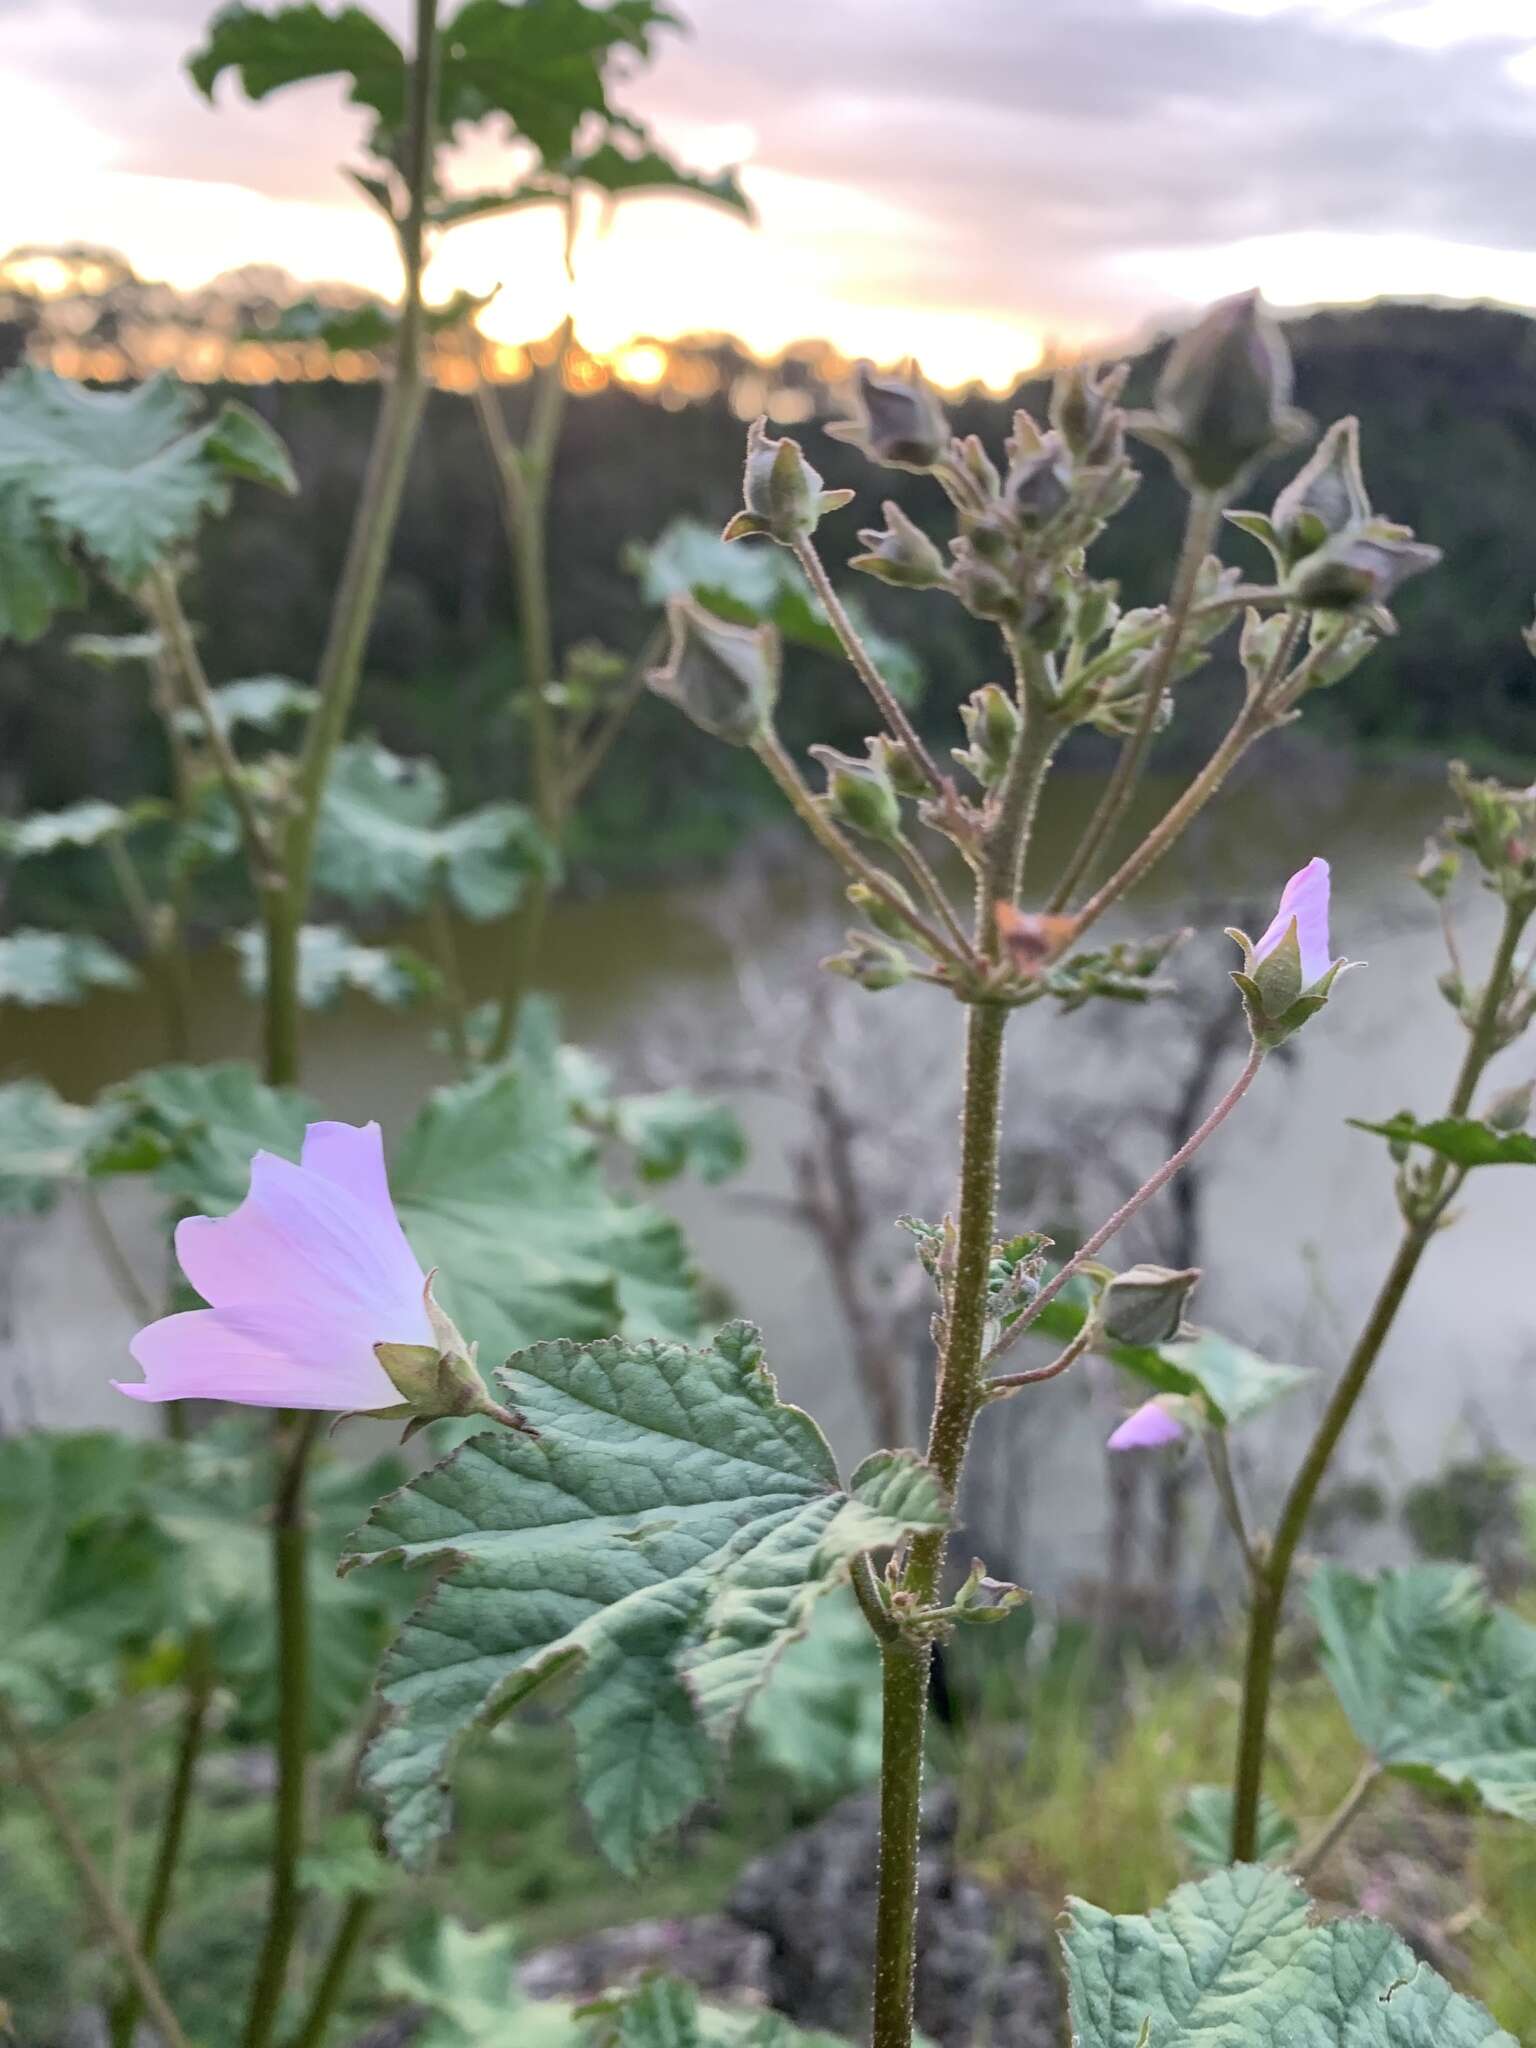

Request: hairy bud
left=954, top=683, right=1021, bottom=788
left=849, top=499, right=947, bottom=588
left=1098, top=1263, right=1201, bottom=1347
left=1133, top=290, right=1306, bottom=494
left=810, top=743, right=904, bottom=843
left=1285, top=520, right=1441, bottom=613
left=647, top=596, right=779, bottom=745
left=723, top=415, right=854, bottom=546
left=822, top=930, right=911, bottom=990
left=1270, top=416, right=1371, bottom=562
left=1050, top=361, right=1128, bottom=460
left=826, top=361, right=949, bottom=470
left=1229, top=856, right=1354, bottom=1047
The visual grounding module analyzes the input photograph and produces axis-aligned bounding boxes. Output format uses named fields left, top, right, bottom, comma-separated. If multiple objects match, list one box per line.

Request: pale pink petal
left=301, top=1122, right=413, bottom=1252
left=1107, top=1398, right=1186, bottom=1452
left=1252, top=857, right=1333, bottom=985
left=176, top=1149, right=426, bottom=1328
left=116, top=1303, right=401, bottom=1411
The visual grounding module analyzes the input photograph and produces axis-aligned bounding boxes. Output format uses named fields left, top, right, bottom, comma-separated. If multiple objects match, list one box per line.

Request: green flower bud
left=1003, top=444, right=1071, bottom=530
left=867, top=733, right=930, bottom=798
left=849, top=499, right=947, bottom=588
left=1097, top=1263, right=1201, bottom=1347
left=722, top=415, right=854, bottom=546
left=1412, top=836, right=1460, bottom=903
left=954, top=683, right=1020, bottom=788
left=1269, top=415, right=1371, bottom=564
left=826, top=361, right=949, bottom=470
left=647, top=595, right=779, bottom=745
left=374, top=1273, right=532, bottom=1440
left=822, top=930, right=911, bottom=990
left=1485, top=1079, right=1534, bottom=1133
left=848, top=879, right=920, bottom=943
left=1447, top=761, right=1536, bottom=907
left=1135, top=290, right=1306, bottom=493
left=1284, top=520, right=1441, bottom=612
left=1050, top=361, right=1128, bottom=460
left=946, top=537, right=1020, bottom=623
left=810, top=743, right=903, bottom=843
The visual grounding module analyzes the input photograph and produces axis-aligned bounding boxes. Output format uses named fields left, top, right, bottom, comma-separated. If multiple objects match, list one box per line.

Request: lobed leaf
left=3, top=799, right=134, bottom=857
left=0, top=476, right=84, bottom=644
left=1311, top=1562, right=1536, bottom=1822
left=0, top=929, right=139, bottom=1007
left=343, top=1322, right=949, bottom=1872
left=1349, top=1111, right=1536, bottom=1168
left=1173, top=1784, right=1296, bottom=1872
left=174, top=672, right=317, bottom=737
left=1062, top=1862, right=1515, bottom=2045
left=0, top=1079, right=102, bottom=1215
left=231, top=922, right=439, bottom=1010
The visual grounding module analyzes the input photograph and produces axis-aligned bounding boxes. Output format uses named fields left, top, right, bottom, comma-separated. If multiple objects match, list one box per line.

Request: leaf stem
left=792, top=535, right=947, bottom=795
left=1289, top=1760, right=1381, bottom=1882
left=1201, top=1426, right=1259, bottom=1584
left=0, top=1694, right=194, bottom=2048
left=1047, top=490, right=1221, bottom=911
left=284, top=1891, right=376, bottom=2048
left=241, top=1414, right=322, bottom=2048
left=1229, top=899, right=1529, bottom=1860
left=426, top=888, right=472, bottom=1069
left=986, top=1043, right=1267, bottom=1371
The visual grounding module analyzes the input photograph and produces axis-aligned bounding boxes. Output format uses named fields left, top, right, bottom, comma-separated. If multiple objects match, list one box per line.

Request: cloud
left=6, top=0, right=1536, bottom=340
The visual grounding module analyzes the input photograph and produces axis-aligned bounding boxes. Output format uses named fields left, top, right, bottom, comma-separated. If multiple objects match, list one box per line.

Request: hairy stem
left=241, top=1414, right=323, bottom=2048
left=1048, top=490, right=1221, bottom=911
left=793, top=535, right=947, bottom=795
left=986, top=1042, right=1267, bottom=1371
left=871, top=998, right=1007, bottom=2048
left=1289, top=1761, right=1381, bottom=1882
left=285, top=1891, right=376, bottom=2048
left=1230, top=900, right=1529, bottom=1859
left=0, top=1695, right=194, bottom=2048
left=109, top=1641, right=213, bottom=2048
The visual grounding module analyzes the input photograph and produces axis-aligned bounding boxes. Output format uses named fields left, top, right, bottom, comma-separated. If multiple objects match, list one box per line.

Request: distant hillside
left=4, top=289, right=1535, bottom=871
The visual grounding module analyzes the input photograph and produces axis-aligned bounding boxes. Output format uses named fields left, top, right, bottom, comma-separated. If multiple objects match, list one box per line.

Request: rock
left=729, top=1784, right=1062, bottom=2047
left=518, top=1915, right=772, bottom=2005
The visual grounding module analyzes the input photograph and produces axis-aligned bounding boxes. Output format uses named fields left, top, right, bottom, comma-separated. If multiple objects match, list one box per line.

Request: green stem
left=0, top=1695, right=195, bottom=2048
left=109, top=1641, right=213, bottom=2048
left=260, top=885, right=304, bottom=1090
left=792, top=535, right=947, bottom=795
left=284, top=1891, right=376, bottom=2048
left=986, top=639, right=1063, bottom=925
left=870, top=998, right=1007, bottom=2048
left=1289, top=1760, right=1381, bottom=1882
left=1230, top=900, right=1529, bottom=1859
left=241, top=1414, right=322, bottom=2048
left=1047, top=490, right=1221, bottom=913
left=426, top=890, right=472, bottom=1068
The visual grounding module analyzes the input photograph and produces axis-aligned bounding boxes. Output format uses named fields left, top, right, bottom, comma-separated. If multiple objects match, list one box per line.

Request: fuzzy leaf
left=314, top=739, right=556, bottom=919
left=0, top=476, right=84, bottom=643
left=1173, top=1784, right=1297, bottom=1872
left=1062, top=1863, right=1515, bottom=2045
left=0, top=1079, right=101, bottom=1214
left=1311, top=1563, right=1536, bottom=1821
left=1350, top=1112, right=1536, bottom=1168
left=0, top=367, right=294, bottom=586
left=744, top=1585, right=883, bottom=1798
left=343, top=1323, right=950, bottom=1871
left=568, top=143, right=751, bottom=219
left=1033, top=1290, right=1311, bottom=1429
left=4, top=799, right=133, bottom=856
left=91, top=1061, right=315, bottom=1206
left=69, top=630, right=164, bottom=667
left=231, top=922, right=438, bottom=1010
left=0, top=929, right=138, bottom=1007
left=187, top=2, right=405, bottom=119
left=175, top=673, right=317, bottom=737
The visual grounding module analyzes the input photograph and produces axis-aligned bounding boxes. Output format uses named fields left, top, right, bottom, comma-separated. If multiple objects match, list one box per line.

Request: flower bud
left=1135, top=290, right=1304, bottom=494
left=1485, top=1079, right=1534, bottom=1133
left=951, top=1557, right=1029, bottom=1625
left=1050, top=361, right=1127, bottom=460
left=1003, top=444, right=1071, bottom=530
left=723, top=415, right=854, bottom=547
left=374, top=1273, right=532, bottom=1440
left=953, top=433, right=1002, bottom=501
left=1107, top=1396, right=1187, bottom=1453
left=1229, top=855, right=1353, bottom=1046
left=822, top=930, right=910, bottom=991
left=826, top=361, right=949, bottom=470
left=849, top=500, right=947, bottom=588
left=1269, top=416, right=1371, bottom=564
left=848, top=878, right=920, bottom=943
left=1412, top=836, right=1459, bottom=903
left=1097, top=1264, right=1201, bottom=1347
left=810, top=743, right=903, bottom=843
left=953, top=683, right=1020, bottom=789
left=868, top=733, right=930, bottom=798
left=1447, top=761, right=1536, bottom=907
left=1284, top=520, right=1441, bottom=612
left=946, top=537, right=1020, bottom=624
left=647, top=595, right=779, bottom=745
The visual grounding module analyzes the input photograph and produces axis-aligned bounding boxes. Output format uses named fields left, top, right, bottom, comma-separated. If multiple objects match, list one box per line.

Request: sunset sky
left=5, top=0, right=1536, bottom=387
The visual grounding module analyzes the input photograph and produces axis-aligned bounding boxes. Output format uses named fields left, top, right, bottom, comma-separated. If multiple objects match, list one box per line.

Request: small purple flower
left=115, top=1121, right=431, bottom=1413
left=1251, top=856, right=1333, bottom=986
left=1107, top=1397, right=1186, bottom=1452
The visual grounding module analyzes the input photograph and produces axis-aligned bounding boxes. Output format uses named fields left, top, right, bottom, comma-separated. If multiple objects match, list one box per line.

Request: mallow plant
left=2, top=14, right=1535, bottom=2048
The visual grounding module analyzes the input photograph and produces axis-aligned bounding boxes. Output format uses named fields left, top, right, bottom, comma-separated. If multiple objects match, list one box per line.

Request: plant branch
left=1230, top=898, right=1529, bottom=1860
left=792, top=535, right=947, bottom=795
left=426, top=888, right=472, bottom=1069
left=285, top=1891, right=377, bottom=2048
left=1201, top=1425, right=1259, bottom=1583
left=0, top=1694, right=194, bottom=2048
left=1047, top=490, right=1222, bottom=911
left=1289, top=1760, right=1382, bottom=1881
left=81, top=1181, right=155, bottom=1327
left=986, top=1042, right=1267, bottom=1370
left=984, top=1323, right=1091, bottom=1396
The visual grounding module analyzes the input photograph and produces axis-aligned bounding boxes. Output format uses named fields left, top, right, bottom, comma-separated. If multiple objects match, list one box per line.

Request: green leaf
left=631, top=518, right=924, bottom=708
left=568, top=143, right=751, bottom=220
left=0, top=1079, right=101, bottom=1214
left=187, top=2, right=406, bottom=122
left=583, top=1976, right=852, bottom=2047
left=745, top=1585, right=883, bottom=1798
left=1062, top=1862, right=1515, bottom=2046
left=314, top=739, right=556, bottom=919
left=68, top=630, right=164, bottom=668
left=0, top=367, right=296, bottom=587
left=1349, top=1112, right=1536, bottom=1168
left=4, top=799, right=132, bottom=856
left=564, top=1051, right=746, bottom=1185
left=298, top=1814, right=395, bottom=1901
left=1311, top=1562, right=1536, bottom=1822
left=250, top=295, right=400, bottom=352
left=174, top=673, right=317, bottom=737
left=91, top=1060, right=315, bottom=1210
left=343, top=1322, right=950, bottom=1871
left=0, top=929, right=139, bottom=1007
left=378, top=1915, right=582, bottom=2048
left=231, top=922, right=439, bottom=1010
left=1173, top=1785, right=1297, bottom=1872
left=0, top=476, right=84, bottom=643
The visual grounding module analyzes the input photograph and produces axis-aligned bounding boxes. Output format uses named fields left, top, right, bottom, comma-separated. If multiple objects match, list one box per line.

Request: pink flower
left=1251, top=856, right=1333, bottom=986
left=1107, top=1397, right=1186, bottom=1452
left=115, top=1121, right=431, bottom=1413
